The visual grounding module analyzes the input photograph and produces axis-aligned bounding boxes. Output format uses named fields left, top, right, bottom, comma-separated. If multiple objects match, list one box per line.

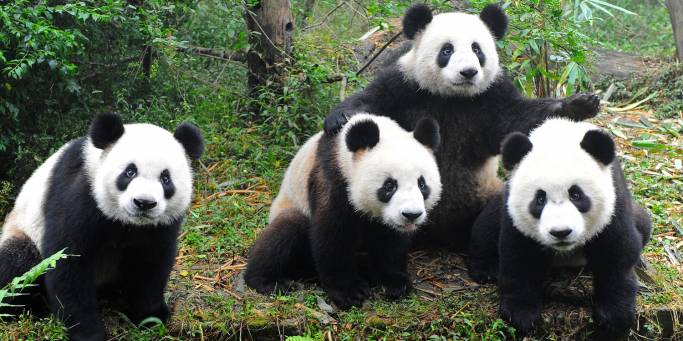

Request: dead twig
left=303, top=2, right=346, bottom=31
left=356, top=31, right=403, bottom=76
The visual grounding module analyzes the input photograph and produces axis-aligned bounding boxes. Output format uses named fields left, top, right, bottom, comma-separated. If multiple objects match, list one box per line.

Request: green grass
left=588, top=0, right=676, bottom=58
left=1, top=1, right=682, bottom=339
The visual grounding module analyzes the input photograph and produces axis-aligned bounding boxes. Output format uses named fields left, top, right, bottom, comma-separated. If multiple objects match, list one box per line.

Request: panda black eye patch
left=568, top=185, right=591, bottom=213
left=116, top=163, right=137, bottom=191
left=160, top=169, right=176, bottom=199
left=471, top=42, right=486, bottom=67
left=528, top=189, right=546, bottom=219
left=418, top=176, right=430, bottom=200
left=377, top=178, right=397, bottom=203
left=437, top=43, right=454, bottom=68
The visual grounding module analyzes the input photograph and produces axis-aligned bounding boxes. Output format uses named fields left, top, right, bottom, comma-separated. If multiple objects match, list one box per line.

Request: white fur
left=398, top=11, right=501, bottom=97
left=507, top=118, right=616, bottom=252
left=337, top=114, right=442, bottom=232
left=0, top=143, right=71, bottom=248
left=269, top=132, right=321, bottom=222
left=85, top=123, right=194, bottom=226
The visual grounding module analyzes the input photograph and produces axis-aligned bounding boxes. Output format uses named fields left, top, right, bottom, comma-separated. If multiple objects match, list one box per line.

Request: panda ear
left=403, top=4, right=433, bottom=40
left=580, top=130, right=615, bottom=166
left=501, top=132, right=532, bottom=171
left=413, top=118, right=440, bottom=152
left=346, top=119, right=380, bottom=152
left=174, top=122, right=205, bottom=160
left=480, top=4, right=508, bottom=40
left=89, top=113, right=125, bottom=149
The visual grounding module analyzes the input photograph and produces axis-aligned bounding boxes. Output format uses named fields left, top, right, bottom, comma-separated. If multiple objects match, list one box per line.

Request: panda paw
left=564, top=92, right=600, bottom=120
left=127, top=301, right=171, bottom=325
left=247, top=277, right=296, bottom=295
left=592, top=303, right=634, bottom=338
left=467, top=260, right=498, bottom=284
left=500, top=298, right=541, bottom=337
left=324, top=279, right=370, bottom=310
left=323, top=111, right=350, bottom=135
left=381, top=272, right=413, bottom=299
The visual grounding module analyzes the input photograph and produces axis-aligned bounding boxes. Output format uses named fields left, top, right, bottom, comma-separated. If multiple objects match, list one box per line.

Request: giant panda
left=245, top=114, right=442, bottom=309
left=468, top=118, right=651, bottom=337
left=323, top=4, right=600, bottom=249
left=0, top=113, right=204, bottom=341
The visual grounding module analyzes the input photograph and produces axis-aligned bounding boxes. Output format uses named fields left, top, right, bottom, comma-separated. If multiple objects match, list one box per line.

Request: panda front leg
left=590, top=267, right=638, bottom=338
left=467, top=195, right=504, bottom=284
left=498, top=217, right=550, bottom=336
left=310, top=216, right=369, bottom=309
left=586, top=229, right=642, bottom=337
left=43, top=257, right=104, bottom=341
left=364, top=225, right=412, bottom=299
left=504, top=93, right=600, bottom=137
left=118, top=229, right=178, bottom=325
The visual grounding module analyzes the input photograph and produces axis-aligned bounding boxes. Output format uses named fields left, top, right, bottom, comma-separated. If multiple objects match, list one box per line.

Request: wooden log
left=666, top=0, right=683, bottom=62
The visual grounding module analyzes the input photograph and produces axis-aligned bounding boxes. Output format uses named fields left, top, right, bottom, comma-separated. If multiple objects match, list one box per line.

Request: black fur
left=0, top=234, right=45, bottom=317
left=501, top=132, right=532, bottom=170
left=174, top=122, right=204, bottom=160
left=418, top=176, right=431, bottom=200
left=245, top=134, right=414, bottom=309
left=89, top=113, right=124, bottom=149
left=345, top=119, right=380, bottom=152
left=581, top=129, right=615, bottom=166
left=569, top=185, right=591, bottom=213
left=2, top=137, right=183, bottom=341
left=116, top=163, right=137, bottom=191
left=377, top=178, right=398, bottom=203
left=160, top=169, right=176, bottom=199
left=468, top=158, right=651, bottom=337
left=403, top=4, right=433, bottom=40
left=413, top=118, right=441, bottom=151
left=479, top=4, right=508, bottom=40
left=323, top=65, right=598, bottom=249
left=528, top=190, right=546, bottom=219
left=472, top=42, right=486, bottom=66
left=437, top=43, right=454, bottom=68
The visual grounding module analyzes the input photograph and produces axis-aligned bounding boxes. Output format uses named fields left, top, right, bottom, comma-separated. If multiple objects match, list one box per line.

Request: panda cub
left=468, top=118, right=651, bottom=336
left=0, top=113, right=203, bottom=341
left=245, top=114, right=442, bottom=309
left=324, top=4, right=600, bottom=250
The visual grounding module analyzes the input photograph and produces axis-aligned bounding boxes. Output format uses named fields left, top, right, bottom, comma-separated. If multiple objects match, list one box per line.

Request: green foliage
left=588, top=0, right=675, bottom=57
left=0, top=249, right=68, bottom=317
left=470, top=0, right=591, bottom=97
left=0, top=0, right=185, bottom=189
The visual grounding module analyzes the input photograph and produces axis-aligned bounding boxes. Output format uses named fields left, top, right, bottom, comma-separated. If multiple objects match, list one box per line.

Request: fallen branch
left=303, top=1, right=346, bottom=31
left=356, top=30, right=403, bottom=76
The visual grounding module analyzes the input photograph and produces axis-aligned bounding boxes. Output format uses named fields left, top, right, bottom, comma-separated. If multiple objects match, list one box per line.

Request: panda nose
left=550, top=228, right=572, bottom=240
left=133, top=198, right=157, bottom=211
left=402, top=211, right=423, bottom=221
left=460, top=68, right=478, bottom=79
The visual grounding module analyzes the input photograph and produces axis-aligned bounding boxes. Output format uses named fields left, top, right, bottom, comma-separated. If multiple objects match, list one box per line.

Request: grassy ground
left=1, top=1, right=682, bottom=340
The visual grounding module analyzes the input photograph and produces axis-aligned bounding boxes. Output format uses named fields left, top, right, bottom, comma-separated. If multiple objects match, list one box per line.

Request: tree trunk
left=245, top=0, right=294, bottom=90
left=666, top=0, right=683, bottom=61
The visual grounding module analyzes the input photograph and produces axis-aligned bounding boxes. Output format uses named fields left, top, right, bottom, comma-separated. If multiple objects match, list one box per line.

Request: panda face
left=504, top=119, right=617, bottom=252
left=338, top=114, right=442, bottom=232
left=398, top=5, right=508, bottom=97
left=86, top=118, right=203, bottom=227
